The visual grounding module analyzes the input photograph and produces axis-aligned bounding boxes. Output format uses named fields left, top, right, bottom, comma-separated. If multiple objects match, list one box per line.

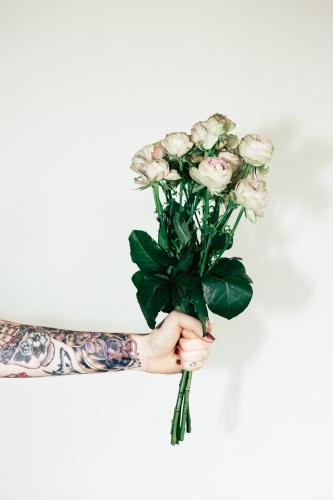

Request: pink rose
left=131, top=142, right=166, bottom=172
left=142, top=143, right=166, bottom=160
left=133, top=160, right=181, bottom=186
left=189, top=156, right=232, bottom=192
left=191, top=121, right=218, bottom=151
left=160, top=132, right=193, bottom=157
left=234, top=179, right=268, bottom=223
left=205, top=113, right=236, bottom=136
left=238, top=134, right=274, bottom=166
left=218, top=151, right=243, bottom=172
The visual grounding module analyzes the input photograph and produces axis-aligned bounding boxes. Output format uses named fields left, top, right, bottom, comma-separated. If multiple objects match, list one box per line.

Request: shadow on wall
left=209, top=121, right=331, bottom=432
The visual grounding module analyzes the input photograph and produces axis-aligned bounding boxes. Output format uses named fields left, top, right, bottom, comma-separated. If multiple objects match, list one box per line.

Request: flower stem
left=153, top=182, right=168, bottom=250
left=186, top=402, right=191, bottom=433
left=187, top=192, right=201, bottom=223
left=200, top=196, right=223, bottom=276
left=171, top=370, right=188, bottom=445
left=179, top=158, right=184, bottom=212
left=242, top=162, right=251, bottom=179
left=179, top=371, right=193, bottom=441
left=206, top=205, right=245, bottom=273
left=199, top=188, right=210, bottom=277
left=223, top=207, right=245, bottom=251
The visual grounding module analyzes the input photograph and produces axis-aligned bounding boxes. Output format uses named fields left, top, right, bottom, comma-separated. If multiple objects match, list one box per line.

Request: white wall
left=0, top=1, right=332, bottom=499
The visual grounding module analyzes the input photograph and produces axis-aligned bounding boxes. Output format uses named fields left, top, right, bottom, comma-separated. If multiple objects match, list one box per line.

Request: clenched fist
left=136, top=311, right=215, bottom=374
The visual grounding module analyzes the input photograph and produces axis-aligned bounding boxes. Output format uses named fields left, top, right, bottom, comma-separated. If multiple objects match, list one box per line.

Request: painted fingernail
left=180, top=332, right=184, bottom=338
left=206, top=333, right=215, bottom=341
left=176, top=359, right=181, bottom=365
left=175, top=348, right=179, bottom=355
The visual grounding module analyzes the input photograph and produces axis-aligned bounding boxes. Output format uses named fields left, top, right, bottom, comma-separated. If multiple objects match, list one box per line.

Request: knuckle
left=169, top=310, right=178, bottom=320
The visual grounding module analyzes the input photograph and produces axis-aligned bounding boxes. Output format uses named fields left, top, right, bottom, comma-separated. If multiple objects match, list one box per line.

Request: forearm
left=0, top=319, right=147, bottom=378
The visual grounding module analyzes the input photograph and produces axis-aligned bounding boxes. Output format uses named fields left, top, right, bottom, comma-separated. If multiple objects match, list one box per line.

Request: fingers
left=180, top=321, right=213, bottom=339
left=176, top=359, right=203, bottom=372
left=169, top=311, right=213, bottom=338
left=176, top=347, right=209, bottom=362
left=179, top=336, right=213, bottom=351
left=174, top=344, right=210, bottom=371
left=168, top=311, right=214, bottom=344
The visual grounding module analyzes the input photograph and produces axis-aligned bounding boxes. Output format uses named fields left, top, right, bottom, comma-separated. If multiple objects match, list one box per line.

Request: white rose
left=189, top=156, right=232, bottom=192
left=160, top=132, right=193, bottom=157
left=205, top=113, right=236, bottom=136
left=238, top=134, right=274, bottom=166
left=218, top=151, right=243, bottom=172
left=191, top=122, right=219, bottom=150
left=234, top=179, right=268, bottom=223
left=133, top=159, right=181, bottom=186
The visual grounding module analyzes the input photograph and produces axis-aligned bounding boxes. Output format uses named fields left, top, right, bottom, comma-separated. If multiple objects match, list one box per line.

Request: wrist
left=130, top=333, right=150, bottom=372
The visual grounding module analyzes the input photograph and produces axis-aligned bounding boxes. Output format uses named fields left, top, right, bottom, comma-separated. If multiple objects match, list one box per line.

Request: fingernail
left=175, top=348, right=179, bottom=355
left=206, top=332, right=215, bottom=341
left=176, top=359, right=181, bottom=365
left=180, top=332, right=184, bottom=338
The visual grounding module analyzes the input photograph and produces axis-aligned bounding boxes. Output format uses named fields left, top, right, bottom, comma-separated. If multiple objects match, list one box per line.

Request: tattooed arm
left=0, top=312, right=215, bottom=378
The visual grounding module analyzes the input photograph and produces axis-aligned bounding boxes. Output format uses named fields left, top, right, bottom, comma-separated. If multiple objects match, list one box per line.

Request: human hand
left=139, top=311, right=215, bottom=374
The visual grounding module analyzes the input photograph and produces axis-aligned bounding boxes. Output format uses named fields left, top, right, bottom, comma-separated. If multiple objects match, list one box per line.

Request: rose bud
left=238, top=134, right=274, bottom=166
left=160, top=132, right=193, bottom=157
left=234, top=179, right=268, bottom=223
left=134, top=159, right=181, bottom=186
left=205, top=113, right=236, bottom=136
left=189, top=156, right=233, bottom=192
left=218, top=151, right=243, bottom=172
left=191, top=121, right=218, bottom=150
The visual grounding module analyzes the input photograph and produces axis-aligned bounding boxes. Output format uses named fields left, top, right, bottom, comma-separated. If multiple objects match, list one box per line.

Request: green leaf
left=129, top=230, right=176, bottom=272
left=137, top=277, right=172, bottom=329
left=132, top=271, right=145, bottom=289
left=174, top=272, right=202, bottom=293
left=174, top=272, right=209, bottom=333
left=162, top=301, right=173, bottom=314
left=158, top=224, right=169, bottom=252
left=173, top=213, right=192, bottom=248
left=211, top=233, right=233, bottom=251
left=132, top=271, right=169, bottom=289
left=191, top=183, right=205, bottom=194
left=191, top=291, right=209, bottom=336
left=203, top=259, right=253, bottom=320
left=213, top=258, right=253, bottom=284
left=176, top=248, right=196, bottom=272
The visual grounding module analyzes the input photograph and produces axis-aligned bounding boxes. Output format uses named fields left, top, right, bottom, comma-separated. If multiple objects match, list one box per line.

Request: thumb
left=156, top=311, right=213, bottom=344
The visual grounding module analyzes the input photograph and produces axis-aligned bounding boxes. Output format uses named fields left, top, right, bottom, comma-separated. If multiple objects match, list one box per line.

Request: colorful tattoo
left=0, top=319, right=140, bottom=376
left=43, top=327, right=140, bottom=373
left=0, top=321, right=55, bottom=369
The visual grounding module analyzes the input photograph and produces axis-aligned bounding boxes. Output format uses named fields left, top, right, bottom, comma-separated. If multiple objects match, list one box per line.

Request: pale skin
left=0, top=311, right=215, bottom=378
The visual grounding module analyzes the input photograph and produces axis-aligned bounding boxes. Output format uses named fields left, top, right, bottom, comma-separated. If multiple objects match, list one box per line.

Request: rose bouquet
left=128, top=114, right=274, bottom=445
